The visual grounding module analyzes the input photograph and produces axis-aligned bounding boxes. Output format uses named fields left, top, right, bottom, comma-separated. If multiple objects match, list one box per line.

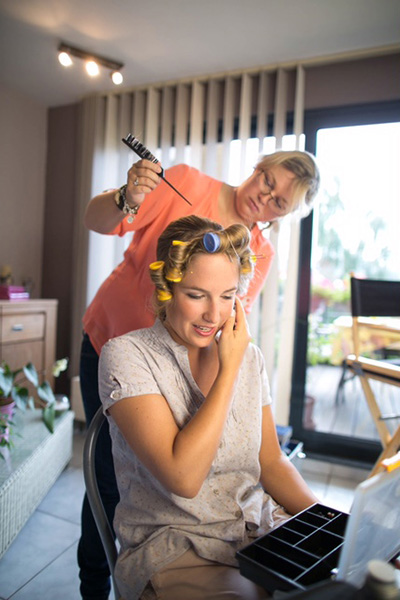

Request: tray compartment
left=269, top=526, right=305, bottom=544
left=243, top=544, right=305, bottom=579
left=297, top=529, right=344, bottom=557
left=255, top=535, right=317, bottom=567
left=296, top=511, right=329, bottom=527
left=296, top=549, right=342, bottom=587
left=307, top=504, right=341, bottom=520
left=284, top=519, right=316, bottom=537
left=323, top=513, right=348, bottom=535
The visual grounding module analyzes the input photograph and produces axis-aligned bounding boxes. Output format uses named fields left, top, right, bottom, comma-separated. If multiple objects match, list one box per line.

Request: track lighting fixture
left=57, top=43, right=124, bottom=85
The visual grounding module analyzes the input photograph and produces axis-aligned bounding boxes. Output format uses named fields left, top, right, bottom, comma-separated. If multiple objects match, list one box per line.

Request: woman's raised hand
left=126, top=158, right=163, bottom=206
left=217, top=298, right=251, bottom=373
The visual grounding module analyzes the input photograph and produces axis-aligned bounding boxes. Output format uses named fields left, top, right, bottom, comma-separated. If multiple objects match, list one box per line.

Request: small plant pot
left=54, top=394, right=70, bottom=415
left=0, top=399, right=16, bottom=446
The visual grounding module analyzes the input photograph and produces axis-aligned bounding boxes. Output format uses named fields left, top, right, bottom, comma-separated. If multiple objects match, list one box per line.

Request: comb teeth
left=122, top=134, right=159, bottom=165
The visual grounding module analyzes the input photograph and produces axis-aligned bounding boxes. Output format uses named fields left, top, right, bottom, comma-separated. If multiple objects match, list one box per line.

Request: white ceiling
left=0, top=0, right=399, bottom=108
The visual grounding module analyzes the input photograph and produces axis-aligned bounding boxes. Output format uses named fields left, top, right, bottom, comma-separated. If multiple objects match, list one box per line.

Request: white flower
left=52, top=358, right=69, bottom=378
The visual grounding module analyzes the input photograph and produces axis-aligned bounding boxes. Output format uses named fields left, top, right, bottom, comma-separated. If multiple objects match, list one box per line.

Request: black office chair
left=83, top=406, right=122, bottom=600
left=343, top=275, right=400, bottom=477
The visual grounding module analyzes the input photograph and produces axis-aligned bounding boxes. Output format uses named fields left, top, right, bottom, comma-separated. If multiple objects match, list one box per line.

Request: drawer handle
left=12, top=324, right=24, bottom=332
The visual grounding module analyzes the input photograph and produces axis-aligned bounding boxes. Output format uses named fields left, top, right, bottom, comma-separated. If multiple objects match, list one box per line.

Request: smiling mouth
left=193, top=324, right=216, bottom=336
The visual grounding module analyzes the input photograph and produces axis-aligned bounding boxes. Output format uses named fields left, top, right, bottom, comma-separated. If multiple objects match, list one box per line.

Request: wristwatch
left=114, top=184, right=140, bottom=223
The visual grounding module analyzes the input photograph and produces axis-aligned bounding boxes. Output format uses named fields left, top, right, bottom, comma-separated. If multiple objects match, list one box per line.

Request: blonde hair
left=256, top=150, right=320, bottom=218
left=149, top=215, right=254, bottom=320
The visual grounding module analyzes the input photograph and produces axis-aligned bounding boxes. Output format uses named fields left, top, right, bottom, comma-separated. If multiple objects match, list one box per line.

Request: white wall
left=0, top=84, right=47, bottom=296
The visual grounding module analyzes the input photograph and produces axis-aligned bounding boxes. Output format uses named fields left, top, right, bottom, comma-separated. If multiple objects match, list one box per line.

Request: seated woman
left=99, top=215, right=319, bottom=600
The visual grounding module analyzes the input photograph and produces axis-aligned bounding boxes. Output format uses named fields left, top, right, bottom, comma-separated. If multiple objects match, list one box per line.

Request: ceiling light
left=58, top=43, right=124, bottom=85
left=111, top=71, right=123, bottom=85
left=85, top=60, right=100, bottom=77
left=58, top=51, right=73, bottom=67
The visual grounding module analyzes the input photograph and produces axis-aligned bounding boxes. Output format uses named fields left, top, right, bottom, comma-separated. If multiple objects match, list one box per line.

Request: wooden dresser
left=0, top=299, right=58, bottom=388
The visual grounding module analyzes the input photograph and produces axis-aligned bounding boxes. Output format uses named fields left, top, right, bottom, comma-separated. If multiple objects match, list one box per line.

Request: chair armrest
left=346, top=354, right=400, bottom=381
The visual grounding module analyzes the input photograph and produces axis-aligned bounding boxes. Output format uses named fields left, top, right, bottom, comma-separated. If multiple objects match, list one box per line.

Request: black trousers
left=77, top=333, right=120, bottom=600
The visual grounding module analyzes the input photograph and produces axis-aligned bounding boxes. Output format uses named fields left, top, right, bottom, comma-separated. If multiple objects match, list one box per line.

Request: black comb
left=122, top=134, right=192, bottom=206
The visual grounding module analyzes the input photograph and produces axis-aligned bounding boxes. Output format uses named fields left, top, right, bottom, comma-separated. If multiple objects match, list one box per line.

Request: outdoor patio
left=305, top=363, right=400, bottom=442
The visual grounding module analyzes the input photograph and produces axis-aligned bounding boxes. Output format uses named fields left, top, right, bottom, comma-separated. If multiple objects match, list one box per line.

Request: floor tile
left=301, top=457, right=333, bottom=477
left=37, top=465, right=85, bottom=524
left=302, top=472, right=330, bottom=500
left=324, top=476, right=360, bottom=512
left=70, top=427, right=86, bottom=470
left=9, top=542, right=80, bottom=600
left=330, top=463, right=369, bottom=482
left=0, top=511, right=80, bottom=597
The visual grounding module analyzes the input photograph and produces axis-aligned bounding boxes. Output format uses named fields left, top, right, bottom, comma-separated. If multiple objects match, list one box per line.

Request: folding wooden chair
left=345, top=275, right=400, bottom=478
left=83, top=406, right=122, bottom=600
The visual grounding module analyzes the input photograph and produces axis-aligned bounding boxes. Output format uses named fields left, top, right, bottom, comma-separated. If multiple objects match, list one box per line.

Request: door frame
left=290, top=100, right=400, bottom=466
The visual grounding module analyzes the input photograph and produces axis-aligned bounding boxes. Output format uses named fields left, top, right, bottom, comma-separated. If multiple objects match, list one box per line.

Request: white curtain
left=71, top=65, right=306, bottom=425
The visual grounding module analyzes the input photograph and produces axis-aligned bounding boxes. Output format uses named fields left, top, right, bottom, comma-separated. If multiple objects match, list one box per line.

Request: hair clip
left=149, top=261, right=165, bottom=271
left=203, top=232, right=221, bottom=253
left=157, top=289, right=172, bottom=302
left=172, top=240, right=188, bottom=246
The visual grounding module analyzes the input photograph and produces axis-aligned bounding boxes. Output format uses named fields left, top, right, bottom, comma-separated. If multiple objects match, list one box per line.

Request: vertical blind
left=71, top=64, right=306, bottom=424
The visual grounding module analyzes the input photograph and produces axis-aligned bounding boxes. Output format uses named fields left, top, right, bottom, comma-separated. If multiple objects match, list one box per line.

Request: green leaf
left=11, top=386, right=29, bottom=410
left=0, top=370, right=13, bottom=397
left=42, top=404, right=55, bottom=433
left=23, top=363, right=39, bottom=387
left=37, top=381, right=56, bottom=405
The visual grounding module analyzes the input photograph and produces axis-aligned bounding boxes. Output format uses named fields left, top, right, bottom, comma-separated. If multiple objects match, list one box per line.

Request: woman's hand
left=84, top=158, right=163, bottom=233
left=217, top=298, right=251, bottom=373
left=125, top=158, right=163, bottom=208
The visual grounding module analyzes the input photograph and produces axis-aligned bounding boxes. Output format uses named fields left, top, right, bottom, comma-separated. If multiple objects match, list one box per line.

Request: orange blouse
left=83, top=164, right=274, bottom=354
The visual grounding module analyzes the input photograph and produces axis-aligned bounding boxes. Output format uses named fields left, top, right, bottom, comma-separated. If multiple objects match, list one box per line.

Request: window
left=291, top=101, right=400, bottom=465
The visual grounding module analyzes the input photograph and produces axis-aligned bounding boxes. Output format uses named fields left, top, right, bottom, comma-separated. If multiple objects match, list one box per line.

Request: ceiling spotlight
left=58, top=51, right=73, bottom=67
left=85, top=60, right=100, bottom=77
left=58, top=42, right=124, bottom=84
left=111, top=71, right=123, bottom=85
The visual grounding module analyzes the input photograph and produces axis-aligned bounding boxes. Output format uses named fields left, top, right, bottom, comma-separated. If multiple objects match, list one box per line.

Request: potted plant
left=0, top=358, right=68, bottom=454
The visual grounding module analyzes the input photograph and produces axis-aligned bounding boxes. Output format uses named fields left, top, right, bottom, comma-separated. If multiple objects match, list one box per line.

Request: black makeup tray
left=236, top=503, right=348, bottom=593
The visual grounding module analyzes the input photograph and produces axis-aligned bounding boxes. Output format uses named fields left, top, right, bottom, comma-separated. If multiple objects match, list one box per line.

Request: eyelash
left=187, top=293, right=234, bottom=301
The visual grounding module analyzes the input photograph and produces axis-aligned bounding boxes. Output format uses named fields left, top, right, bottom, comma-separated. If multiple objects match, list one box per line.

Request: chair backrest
left=83, top=406, right=121, bottom=600
left=350, top=276, right=400, bottom=318
left=350, top=275, right=400, bottom=358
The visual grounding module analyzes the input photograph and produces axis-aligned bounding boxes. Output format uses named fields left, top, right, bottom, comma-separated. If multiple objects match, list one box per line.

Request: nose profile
left=203, top=299, right=219, bottom=323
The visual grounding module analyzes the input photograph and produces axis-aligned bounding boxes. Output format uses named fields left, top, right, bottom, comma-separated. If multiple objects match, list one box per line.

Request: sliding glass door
left=290, top=101, right=400, bottom=466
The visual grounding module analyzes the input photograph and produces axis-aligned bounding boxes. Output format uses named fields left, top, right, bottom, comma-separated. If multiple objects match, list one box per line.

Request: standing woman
left=99, top=215, right=319, bottom=600
left=78, top=153, right=320, bottom=599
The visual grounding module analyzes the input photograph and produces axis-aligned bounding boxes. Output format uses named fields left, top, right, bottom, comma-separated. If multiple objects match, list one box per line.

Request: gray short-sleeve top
left=99, top=319, right=285, bottom=600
